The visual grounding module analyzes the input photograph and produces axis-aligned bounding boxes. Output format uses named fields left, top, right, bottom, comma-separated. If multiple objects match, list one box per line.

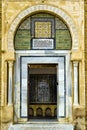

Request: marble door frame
left=14, top=50, right=72, bottom=122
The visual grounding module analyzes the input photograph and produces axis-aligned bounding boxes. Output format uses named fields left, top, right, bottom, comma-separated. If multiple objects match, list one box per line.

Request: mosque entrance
left=28, top=64, right=57, bottom=119
left=20, top=56, right=66, bottom=119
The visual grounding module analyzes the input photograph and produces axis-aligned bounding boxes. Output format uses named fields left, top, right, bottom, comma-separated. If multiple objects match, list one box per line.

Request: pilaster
left=73, top=61, right=79, bottom=106
left=8, top=61, right=13, bottom=105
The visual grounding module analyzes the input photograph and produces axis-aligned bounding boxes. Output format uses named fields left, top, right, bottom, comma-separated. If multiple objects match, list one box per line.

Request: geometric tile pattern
left=19, top=17, right=30, bottom=30
left=15, top=12, right=72, bottom=50
left=35, top=22, right=51, bottom=38
left=8, top=5, right=78, bottom=51
left=56, top=18, right=67, bottom=29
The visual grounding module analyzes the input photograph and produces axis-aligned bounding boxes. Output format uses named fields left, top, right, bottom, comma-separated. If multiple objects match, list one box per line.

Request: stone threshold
left=8, top=123, right=74, bottom=130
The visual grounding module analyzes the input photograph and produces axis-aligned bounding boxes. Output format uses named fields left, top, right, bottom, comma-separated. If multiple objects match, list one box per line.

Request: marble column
left=73, top=61, right=79, bottom=105
left=8, top=61, right=13, bottom=105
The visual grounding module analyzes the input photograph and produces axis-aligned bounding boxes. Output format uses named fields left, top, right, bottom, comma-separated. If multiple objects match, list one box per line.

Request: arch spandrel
left=8, top=4, right=78, bottom=51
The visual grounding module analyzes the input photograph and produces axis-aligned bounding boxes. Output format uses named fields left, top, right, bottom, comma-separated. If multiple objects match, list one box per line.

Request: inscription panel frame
left=31, top=38, right=55, bottom=50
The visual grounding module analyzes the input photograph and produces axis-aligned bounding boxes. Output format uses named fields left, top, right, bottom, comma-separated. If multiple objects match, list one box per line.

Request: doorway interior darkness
left=28, top=64, right=57, bottom=119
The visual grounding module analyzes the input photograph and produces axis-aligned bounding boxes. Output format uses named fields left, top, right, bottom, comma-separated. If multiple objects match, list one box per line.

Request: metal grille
left=29, top=74, right=57, bottom=104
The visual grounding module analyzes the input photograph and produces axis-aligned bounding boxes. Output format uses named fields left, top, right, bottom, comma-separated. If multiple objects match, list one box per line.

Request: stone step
left=8, top=123, right=74, bottom=130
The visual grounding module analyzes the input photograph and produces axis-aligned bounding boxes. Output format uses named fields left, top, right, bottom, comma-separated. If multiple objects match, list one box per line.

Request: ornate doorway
left=28, top=64, right=57, bottom=119
left=19, top=56, right=66, bottom=119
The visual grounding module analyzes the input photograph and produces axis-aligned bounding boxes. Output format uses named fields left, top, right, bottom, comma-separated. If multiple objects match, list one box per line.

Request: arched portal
left=10, top=5, right=79, bottom=122
left=8, top=4, right=78, bottom=51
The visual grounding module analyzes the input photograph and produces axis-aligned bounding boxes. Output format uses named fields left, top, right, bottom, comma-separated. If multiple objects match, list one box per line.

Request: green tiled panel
left=15, top=30, right=31, bottom=50
left=56, top=30, right=72, bottom=50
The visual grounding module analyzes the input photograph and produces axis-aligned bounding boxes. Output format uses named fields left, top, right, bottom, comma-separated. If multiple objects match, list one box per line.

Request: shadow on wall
left=1, top=106, right=13, bottom=123
left=74, top=122, right=81, bottom=130
left=73, top=108, right=85, bottom=130
left=1, top=106, right=13, bottom=130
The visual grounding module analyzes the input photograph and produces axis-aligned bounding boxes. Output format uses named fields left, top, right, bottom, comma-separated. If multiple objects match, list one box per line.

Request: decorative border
left=8, top=5, right=78, bottom=51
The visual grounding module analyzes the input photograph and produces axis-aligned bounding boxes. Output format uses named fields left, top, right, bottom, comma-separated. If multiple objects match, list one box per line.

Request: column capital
left=8, top=61, right=13, bottom=68
left=73, top=61, right=79, bottom=67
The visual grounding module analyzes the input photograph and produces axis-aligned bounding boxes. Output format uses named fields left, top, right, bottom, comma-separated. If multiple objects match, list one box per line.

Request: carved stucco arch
left=8, top=4, right=78, bottom=51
